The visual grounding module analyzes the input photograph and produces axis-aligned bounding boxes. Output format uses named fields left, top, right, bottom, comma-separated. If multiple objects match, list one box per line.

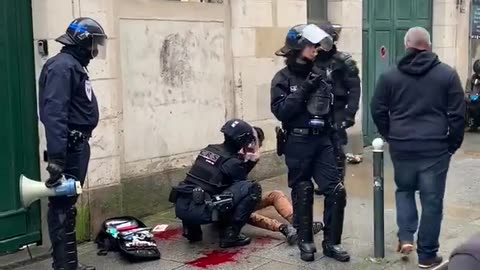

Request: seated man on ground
left=240, top=127, right=323, bottom=245
left=170, top=119, right=261, bottom=248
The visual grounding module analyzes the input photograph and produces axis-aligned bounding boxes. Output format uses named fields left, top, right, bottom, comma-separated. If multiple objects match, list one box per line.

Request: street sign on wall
left=471, top=0, right=480, bottom=39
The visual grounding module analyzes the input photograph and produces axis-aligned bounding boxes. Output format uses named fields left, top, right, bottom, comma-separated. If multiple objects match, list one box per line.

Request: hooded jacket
left=370, top=49, right=465, bottom=158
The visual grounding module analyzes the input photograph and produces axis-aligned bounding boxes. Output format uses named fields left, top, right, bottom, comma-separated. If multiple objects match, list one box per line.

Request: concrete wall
left=432, top=0, right=471, bottom=84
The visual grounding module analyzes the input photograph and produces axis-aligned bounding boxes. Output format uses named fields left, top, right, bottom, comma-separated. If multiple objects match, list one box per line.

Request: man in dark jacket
left=370, top=27, right=465, bottom=269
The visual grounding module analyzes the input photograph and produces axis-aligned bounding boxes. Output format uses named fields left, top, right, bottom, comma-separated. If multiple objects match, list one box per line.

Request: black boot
left=279, top=224, right=297, bottom=245
left=48, top=206, right=68, bottom=270
left=322, top=241, right=350, bottom=262
left=293, top=182, right=316, bottom=262
left=182, top=223, right=203, bottom=243
left=65, top=207, right=96, bottom=270
left=219, top=226, right=251, bottom=248
left=323, top=183, right=350, bottom=262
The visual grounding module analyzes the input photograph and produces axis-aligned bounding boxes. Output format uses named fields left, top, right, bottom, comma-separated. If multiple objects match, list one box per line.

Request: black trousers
left=175, top=181, right=258, bottom=229
left=48, top=141, right=90, bottom=269
left=284, top=132, right=346, bottom=244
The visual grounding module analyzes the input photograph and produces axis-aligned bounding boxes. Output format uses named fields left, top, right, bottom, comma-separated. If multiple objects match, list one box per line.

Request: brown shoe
left=397, top=241, right=414, bottom=255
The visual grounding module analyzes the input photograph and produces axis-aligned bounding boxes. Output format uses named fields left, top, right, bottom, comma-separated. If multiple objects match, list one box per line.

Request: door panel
left=362, top=0, right=433, bottom=145
left=0, top=0, right=41, bottom=252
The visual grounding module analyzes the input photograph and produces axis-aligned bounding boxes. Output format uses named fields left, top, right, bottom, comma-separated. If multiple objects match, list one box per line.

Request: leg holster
left=292, top=181, right=316, bottom=253
left=334, top=144, right=346, bottom=181
left=323, top=183, right=347, bottom=245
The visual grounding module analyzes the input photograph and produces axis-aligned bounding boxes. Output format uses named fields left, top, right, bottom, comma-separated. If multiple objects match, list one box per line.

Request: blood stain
left=255, top=235, right=275, bottom=246
left=154, top=228, right=182, bottom=240
left=186, top=250, right=241, bottom=268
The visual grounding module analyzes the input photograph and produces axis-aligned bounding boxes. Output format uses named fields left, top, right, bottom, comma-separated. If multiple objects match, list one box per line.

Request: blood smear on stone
left=185, top=250, right=241, bottom=268
left=154, top=228, right=182, bottom=240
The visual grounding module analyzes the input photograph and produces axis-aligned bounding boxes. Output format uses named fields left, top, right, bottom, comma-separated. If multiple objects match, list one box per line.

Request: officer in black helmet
left=271, top=24, right=350, bottom=262
left=38, top=17, right=107, bottom=270
left=171, top=119, right=261, bottom=248
left=314, top=22, right=361, bottom=195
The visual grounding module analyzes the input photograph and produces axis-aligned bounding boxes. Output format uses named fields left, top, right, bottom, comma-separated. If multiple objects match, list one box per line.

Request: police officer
left=39, top=17, right=107, bottom=270
left=314, top=22, right=361, bottom=194
left=172, top=119, right=261, bottom=248
left=271, top=24, right=350, bottom=262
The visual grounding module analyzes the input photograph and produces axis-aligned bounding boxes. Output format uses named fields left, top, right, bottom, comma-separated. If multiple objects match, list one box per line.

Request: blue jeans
left=392, top=153, right=451, bottom=261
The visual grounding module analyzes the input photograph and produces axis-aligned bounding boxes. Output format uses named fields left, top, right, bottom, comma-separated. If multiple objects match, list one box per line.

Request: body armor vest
left=185, top=144, right=233, bottom=194
left=316, top=53, right=348, bottom=98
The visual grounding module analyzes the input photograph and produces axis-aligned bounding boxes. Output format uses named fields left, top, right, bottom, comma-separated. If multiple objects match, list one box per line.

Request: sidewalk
left=7, top=133, right=480, bottom=270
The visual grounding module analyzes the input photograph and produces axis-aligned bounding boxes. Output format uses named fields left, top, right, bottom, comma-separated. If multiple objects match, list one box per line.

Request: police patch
left=290, top=85, right=298, bottom=92
left=85, top=80, right=93, bottom=101
left=199, top=150, right=220, bottom=165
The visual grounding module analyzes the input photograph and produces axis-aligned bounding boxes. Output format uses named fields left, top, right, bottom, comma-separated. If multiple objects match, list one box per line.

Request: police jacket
left=315, top=48, right=361, bottom=119
left=39, top=47, right=99, bottom=162
left=271, top=63, right=322, bottom=129
left=181, top=144, right=250, bottom=195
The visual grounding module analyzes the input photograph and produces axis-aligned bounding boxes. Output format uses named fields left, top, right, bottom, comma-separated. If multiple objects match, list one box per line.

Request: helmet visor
left=91, top=34, right=107, bottom=59
left=302, top=24, right=333, bottom=52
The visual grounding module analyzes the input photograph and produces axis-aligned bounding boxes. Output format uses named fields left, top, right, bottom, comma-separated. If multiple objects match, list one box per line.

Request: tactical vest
left=185, top=144, right=233, bottom=194
left=316, top=53, right=348, bottom=98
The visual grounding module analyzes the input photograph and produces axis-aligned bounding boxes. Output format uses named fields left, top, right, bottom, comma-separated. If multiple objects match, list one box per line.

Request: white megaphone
left=19, top=174, right=82, bottom=208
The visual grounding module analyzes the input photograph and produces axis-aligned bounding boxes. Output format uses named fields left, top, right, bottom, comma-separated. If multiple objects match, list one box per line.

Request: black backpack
left=95, top=216, right=161, bottom=262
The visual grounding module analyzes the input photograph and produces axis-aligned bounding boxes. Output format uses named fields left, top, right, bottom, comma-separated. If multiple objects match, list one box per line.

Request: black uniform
left=39, top=47, right=99, bottom=270
left=173, top=120, right=260, bottom=248
left=314, top=48, right=360, bottom=182
left=39, top=17, right=106, bottom=270
left=271, top=62, right=348, bottom=261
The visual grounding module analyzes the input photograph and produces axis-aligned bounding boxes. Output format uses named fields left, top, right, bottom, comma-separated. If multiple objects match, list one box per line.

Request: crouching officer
left=170, top=119, right=261, bottom=248
left=314, top=22, right=361, bottom=193
left=39, top=17, right=107, bottom=270
left=271, top=24, right=350, bottom=262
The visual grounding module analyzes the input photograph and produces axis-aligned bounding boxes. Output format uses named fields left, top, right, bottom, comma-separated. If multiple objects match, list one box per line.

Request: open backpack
left=95, top=216, right=161, bottom=262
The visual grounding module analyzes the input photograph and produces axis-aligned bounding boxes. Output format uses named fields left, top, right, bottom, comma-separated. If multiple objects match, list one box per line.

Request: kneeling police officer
left=271, top=24, right=349, bottom=262
left=170, top=119, right=261, bottom=248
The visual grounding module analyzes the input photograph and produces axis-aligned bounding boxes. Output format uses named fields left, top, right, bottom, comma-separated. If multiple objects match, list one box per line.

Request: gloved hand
left=45, top=161, right=65, bottom=188
left=341, top=116, right=355, bottom=129
left=301, top=72, right=324, bottom=94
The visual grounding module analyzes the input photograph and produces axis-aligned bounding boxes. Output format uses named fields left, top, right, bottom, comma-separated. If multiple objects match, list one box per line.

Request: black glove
left=301, top=72, right=323, bottom=94
left=45, top=161, right=64, bottom=188
left=341, top=117, right=355, bottom=129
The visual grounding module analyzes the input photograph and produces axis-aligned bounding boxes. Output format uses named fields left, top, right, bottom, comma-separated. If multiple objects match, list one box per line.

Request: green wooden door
left=362, top=0, right=433, bottom=145
left=0, top=0, right=42, bottom=252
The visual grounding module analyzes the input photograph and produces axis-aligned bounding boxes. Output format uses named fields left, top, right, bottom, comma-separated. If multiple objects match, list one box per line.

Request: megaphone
left=19, top=175, right=82, bottom=208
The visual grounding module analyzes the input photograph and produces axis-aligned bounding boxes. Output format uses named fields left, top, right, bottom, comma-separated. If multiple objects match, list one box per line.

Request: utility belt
left=275, top=125, right=332, bottom=156
left=168, top=186, right=233, bottom=221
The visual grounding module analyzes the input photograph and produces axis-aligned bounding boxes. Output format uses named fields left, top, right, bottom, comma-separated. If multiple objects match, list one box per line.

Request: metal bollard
left=372, top=138, right=385, bottom=259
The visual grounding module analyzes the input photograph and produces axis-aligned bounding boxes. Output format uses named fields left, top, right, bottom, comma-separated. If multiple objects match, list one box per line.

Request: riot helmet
left=474, top=59, right=480, bottom=75
left=318, top=22, right=342, bottom=43
left=275, top=24, right=333, bottom=57
left=221, top=119, right=255, bottom=149
left=56, top=17, right=108, bottom=59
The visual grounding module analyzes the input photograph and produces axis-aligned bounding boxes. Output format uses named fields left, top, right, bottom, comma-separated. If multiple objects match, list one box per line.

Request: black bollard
left=372, top=138, right=385, bottom=259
